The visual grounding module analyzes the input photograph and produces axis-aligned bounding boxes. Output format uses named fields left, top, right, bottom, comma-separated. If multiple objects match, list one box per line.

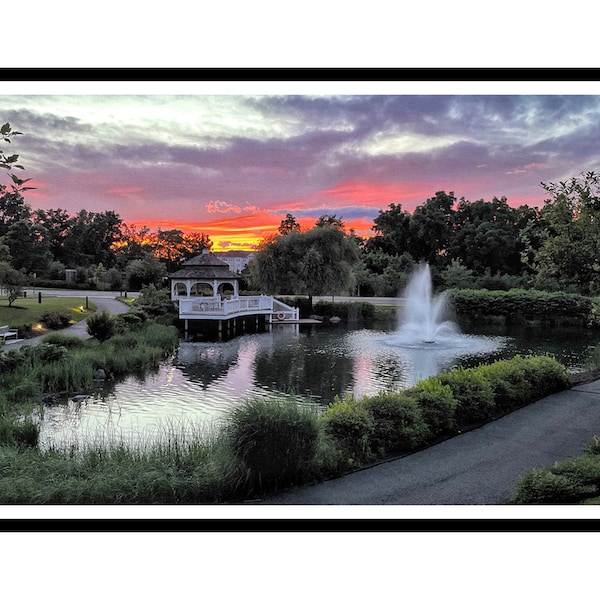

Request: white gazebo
left=169, top=249, right=299, bottom=339
left=170, top=248, right=241, bottom=300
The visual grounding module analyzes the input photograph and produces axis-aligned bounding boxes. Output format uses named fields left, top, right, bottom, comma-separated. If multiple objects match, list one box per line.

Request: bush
left=404, top=378, right=458, bottom=436
left=477, top=357, right=533, bottom=411
left=86, top=310, right=116, bottom=342
left=512, top=455, right=600, bottom=504
left=519, top=355, right=571, bottom=396
left=435, top=368, right=495, bottom=426
left=450, top=288, right=593, bottom=326
left=321, top=395, right=375, bottom=465
left=41, top=311, right=71, bottom=329
left=43, top=332, right=86, bottom=349
left=361, top=392, right=429, bottom=456
left=226, top=398, right=320, bottom=492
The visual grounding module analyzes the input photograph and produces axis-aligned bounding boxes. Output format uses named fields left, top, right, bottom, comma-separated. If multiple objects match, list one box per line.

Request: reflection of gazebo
left=170, top=248, right=241, bottom=300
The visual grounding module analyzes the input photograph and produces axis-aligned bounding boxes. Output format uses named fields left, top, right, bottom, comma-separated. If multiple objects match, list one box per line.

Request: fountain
left=380, top=263, right=508, bottom=382
left=394, top=263, right=459, bottom=345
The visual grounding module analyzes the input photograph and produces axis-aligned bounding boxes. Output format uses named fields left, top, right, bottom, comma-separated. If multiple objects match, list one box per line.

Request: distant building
left=212, top=250, right=255, bottom=274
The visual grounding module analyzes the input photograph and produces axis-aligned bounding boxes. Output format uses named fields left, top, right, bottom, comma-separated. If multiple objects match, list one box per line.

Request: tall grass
left=0, top=323, right=180, bottom=404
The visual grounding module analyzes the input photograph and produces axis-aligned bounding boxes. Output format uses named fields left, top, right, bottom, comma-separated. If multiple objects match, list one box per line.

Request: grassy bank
left=0, top=352, right=571, bottom=504
left=0, top=296, right=97, bottom=336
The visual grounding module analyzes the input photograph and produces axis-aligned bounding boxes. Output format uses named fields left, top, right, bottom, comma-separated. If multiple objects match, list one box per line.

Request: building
left=211, top=250, right=254, bottom=274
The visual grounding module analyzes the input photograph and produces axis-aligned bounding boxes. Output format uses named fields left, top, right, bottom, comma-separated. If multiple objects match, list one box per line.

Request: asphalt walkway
left=262, top=379, right=600, bottom=505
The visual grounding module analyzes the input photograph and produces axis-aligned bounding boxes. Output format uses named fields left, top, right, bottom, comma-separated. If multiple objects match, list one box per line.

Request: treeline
left=0, top=190, right=211, bottom=293
left=362, top=174, right=600, bottom=296
left=249, top=172, right=600, bottom=300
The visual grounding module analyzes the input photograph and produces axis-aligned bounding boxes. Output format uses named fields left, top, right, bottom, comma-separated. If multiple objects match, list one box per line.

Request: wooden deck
left=177, top=295, right=300, bottom=323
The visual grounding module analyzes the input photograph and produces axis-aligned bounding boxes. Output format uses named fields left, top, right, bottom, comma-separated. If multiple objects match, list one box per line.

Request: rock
left=71, top=395, right=88, bottom=403
left=94, top=368, right=106, bottom=379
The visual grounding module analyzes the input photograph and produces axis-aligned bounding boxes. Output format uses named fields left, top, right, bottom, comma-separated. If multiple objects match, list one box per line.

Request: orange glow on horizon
left=130, top=212, right=377, bottom=251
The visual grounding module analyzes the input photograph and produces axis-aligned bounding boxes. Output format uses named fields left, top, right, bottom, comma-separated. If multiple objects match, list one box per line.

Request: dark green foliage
left=477, top=357, right=534, bottom=411
left=313, top=301, right=376, bottom=321
left=450, top=289, right=593, bottom=326
left=404, top=378, right=458, bottom=436
left=226, top=398, right=320, bottom=492
left=361, top=392, right=429, bottom=456
left=435, top=368, right=495, bottom=425
left=512, top=455, right=600, bottom=504
left=41, top=311, right=71, bottom=329
left=0, top=416, right=39, bottom=448
left=86, top=310, right=116, bottom=342
left=321, top=395, right=375, bottom=465
left=43, top=332, right=86, bottom=349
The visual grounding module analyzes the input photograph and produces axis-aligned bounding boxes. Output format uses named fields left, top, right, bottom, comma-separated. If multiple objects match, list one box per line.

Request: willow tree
left=248, top=216, right=361, bottom=309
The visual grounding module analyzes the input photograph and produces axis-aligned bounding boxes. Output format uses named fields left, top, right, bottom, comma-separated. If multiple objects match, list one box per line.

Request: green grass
left=0, top=296, right=97, bottom=329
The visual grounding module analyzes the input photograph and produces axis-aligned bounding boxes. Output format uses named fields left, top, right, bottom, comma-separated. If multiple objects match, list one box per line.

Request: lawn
left=0, top=296, right=97, bottom=330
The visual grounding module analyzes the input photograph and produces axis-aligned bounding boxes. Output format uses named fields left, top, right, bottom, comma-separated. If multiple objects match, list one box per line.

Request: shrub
left=477, top=357, right=533, bottom=411
left=43, top=332, right=86, bottom=349
left=320, top=395, right=375, bottom=465
left=450, top=288, right=593, bottom=326
left=435, top=368, right=495, bottom=426
left=361, top=392, right=429, bottom=456
left=41, top=311, right=71, bottom=329
left=511, top=456, right=600, bottom=504
left=519, top=355, right=571, bottom=396
left=404, top=377, right=458, bottom=436
left=86, top=310, right=116, bottom=342
left=226, top=398, right=320, bottom=492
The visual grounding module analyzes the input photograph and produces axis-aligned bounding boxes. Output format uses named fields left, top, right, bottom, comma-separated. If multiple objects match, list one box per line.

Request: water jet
left=394, top=263, right=459, bottom=346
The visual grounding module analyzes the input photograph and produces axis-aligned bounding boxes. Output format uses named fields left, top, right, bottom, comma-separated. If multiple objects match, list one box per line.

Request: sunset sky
left=3, top=81, right=600, bottom=251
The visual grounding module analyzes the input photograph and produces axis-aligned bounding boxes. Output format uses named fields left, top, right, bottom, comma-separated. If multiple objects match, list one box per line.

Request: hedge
left=450, top=289, right=593, bottom=325
left=320, top=355, right=570, bottom=469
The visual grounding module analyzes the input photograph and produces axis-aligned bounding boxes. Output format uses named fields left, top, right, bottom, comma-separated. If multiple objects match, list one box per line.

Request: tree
left=33, top=208, right=75, bottom=264
left=0, top=189, right=32, bottom=237
left=1, top=218, right=50, bottom=273
left=126, top=255, right=168, bottom=290
left=367, top=202, right=412, bottom=256
left=61, top=209, right=123, bottom=268
left=278, top=213, right=301, bottom=235
left=315, top=214, right=345, bottom=230
left=248, top=221, right=361, bottom=309
left=529, top=172, right=600, bottom=292
left=408, top=191, right=457, bottom=267
left=0, top=262, right=27, bottom=306
left=1, top=122, right=35, bottom=195
left=449, top=197, right=529, bottom=276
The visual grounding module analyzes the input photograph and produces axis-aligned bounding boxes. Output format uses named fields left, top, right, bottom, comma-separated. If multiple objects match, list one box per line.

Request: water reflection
left=37, top=323, right=598, bottom=450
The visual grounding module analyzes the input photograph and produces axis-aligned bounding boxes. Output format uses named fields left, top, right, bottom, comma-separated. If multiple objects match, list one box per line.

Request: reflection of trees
left=253, top=334, right=355, bottom=403
left=175, top=343, right=240, bottom=390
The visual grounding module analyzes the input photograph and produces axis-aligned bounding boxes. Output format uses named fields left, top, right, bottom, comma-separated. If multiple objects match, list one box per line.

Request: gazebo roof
left=169, top=250, right=241, bottom=280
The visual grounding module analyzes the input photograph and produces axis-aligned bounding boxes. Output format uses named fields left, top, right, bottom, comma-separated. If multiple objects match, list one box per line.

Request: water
left=395, top=263, right=458, bottom=344
left=36, top=322, right=599, bottom=451
left=36, top=261, right=600, bottom=450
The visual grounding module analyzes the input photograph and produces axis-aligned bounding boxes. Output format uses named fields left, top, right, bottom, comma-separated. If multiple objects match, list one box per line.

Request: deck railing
left=177, top=295, right=299, bottom=321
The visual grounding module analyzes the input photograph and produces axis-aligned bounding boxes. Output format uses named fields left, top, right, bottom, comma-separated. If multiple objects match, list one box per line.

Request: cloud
left=105, top=186, right=145, bottom=199
left=506, top=163, right=547, bottom=175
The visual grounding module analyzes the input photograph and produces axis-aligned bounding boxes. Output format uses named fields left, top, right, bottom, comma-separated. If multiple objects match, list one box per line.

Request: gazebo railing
left=178, top=295, right=282, bottom=317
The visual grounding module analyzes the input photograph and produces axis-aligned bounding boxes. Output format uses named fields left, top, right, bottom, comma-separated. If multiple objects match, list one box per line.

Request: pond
left=37, top=322, right=600, bottom=451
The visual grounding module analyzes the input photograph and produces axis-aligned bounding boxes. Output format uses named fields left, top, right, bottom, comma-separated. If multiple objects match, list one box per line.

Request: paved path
left=2, top=291, right=134, bottom=353
left=262, top=380, right=600, bottom=505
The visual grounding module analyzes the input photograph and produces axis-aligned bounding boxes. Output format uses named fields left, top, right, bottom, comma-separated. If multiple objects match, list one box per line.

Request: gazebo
left=169, top=248, right=241, bottom=300
left=169, top=248, right=300, bottom=340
